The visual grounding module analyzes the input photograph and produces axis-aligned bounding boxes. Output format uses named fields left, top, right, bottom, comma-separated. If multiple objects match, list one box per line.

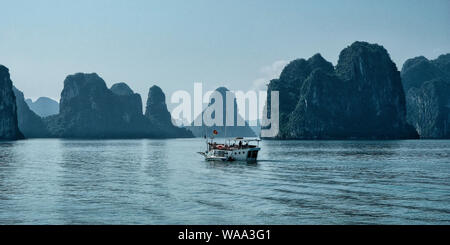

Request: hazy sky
left=1, top=0, right=449, bottom=111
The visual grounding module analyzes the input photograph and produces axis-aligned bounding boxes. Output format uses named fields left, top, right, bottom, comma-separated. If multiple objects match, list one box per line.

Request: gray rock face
left=145, top=85, right=193, bottom=138
left=185, top=87, right=256, bottom=138
left=26, top=97, right=59, bottom=117
left=402, top=54, right=450, bottom=138
left=0, top=65, right=23, bottom=140
left=265, top=41, right=418, bottom=139
left=13, top=86, right=50, bottom=138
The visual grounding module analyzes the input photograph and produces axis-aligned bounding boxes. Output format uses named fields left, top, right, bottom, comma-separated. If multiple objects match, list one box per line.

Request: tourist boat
left=198, top=137, right=261, bottom=162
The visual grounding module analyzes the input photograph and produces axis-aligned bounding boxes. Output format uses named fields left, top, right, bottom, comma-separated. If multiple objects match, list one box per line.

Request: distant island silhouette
left=185, top=87, right=257, bottom=138
left=25, top=97, right=59, bottom=118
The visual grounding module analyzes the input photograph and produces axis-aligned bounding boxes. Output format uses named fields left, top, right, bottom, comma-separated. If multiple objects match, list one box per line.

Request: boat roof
left=233, top=137, right=261, bottom=142
left=207, top=137, right=261, bottom=142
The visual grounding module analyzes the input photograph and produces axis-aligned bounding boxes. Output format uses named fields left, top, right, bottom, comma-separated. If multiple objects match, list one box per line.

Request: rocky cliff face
left=0, top=65, right=23, bottom=140
left=265, top=41, right=418, bottom=139
left=266, top=54, right=335, bottom=137
left=45, top=73, right=152, bottom=138
left=44, top=74, right=191, bottom=138
left=401, top=54, right=450, bottom=138
left=110, top=82, right=143, bottom=119
left=145, top=85, right=193, bottom=138
left=13, top=86, right=50, bottom=138
left=26, top=97, right=59, bottom=117
left=145, top=85, right=172, bottom=124
left=110, top=82, right=135, bottom=96
left=185, top=87, right=256, bottom=138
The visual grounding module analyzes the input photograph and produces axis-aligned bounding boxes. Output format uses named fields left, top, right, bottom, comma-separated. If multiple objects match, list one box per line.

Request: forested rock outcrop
left=401, top=54, right=450, bottom=138
left=264, top=41, right=418, bottom=139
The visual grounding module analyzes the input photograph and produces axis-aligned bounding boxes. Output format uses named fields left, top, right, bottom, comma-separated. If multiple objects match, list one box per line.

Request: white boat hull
left=199, top=147, right=260, bottom=162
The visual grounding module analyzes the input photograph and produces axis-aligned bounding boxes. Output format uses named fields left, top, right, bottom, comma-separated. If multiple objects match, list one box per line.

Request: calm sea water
left=0, top=138, right=449, bottom=224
